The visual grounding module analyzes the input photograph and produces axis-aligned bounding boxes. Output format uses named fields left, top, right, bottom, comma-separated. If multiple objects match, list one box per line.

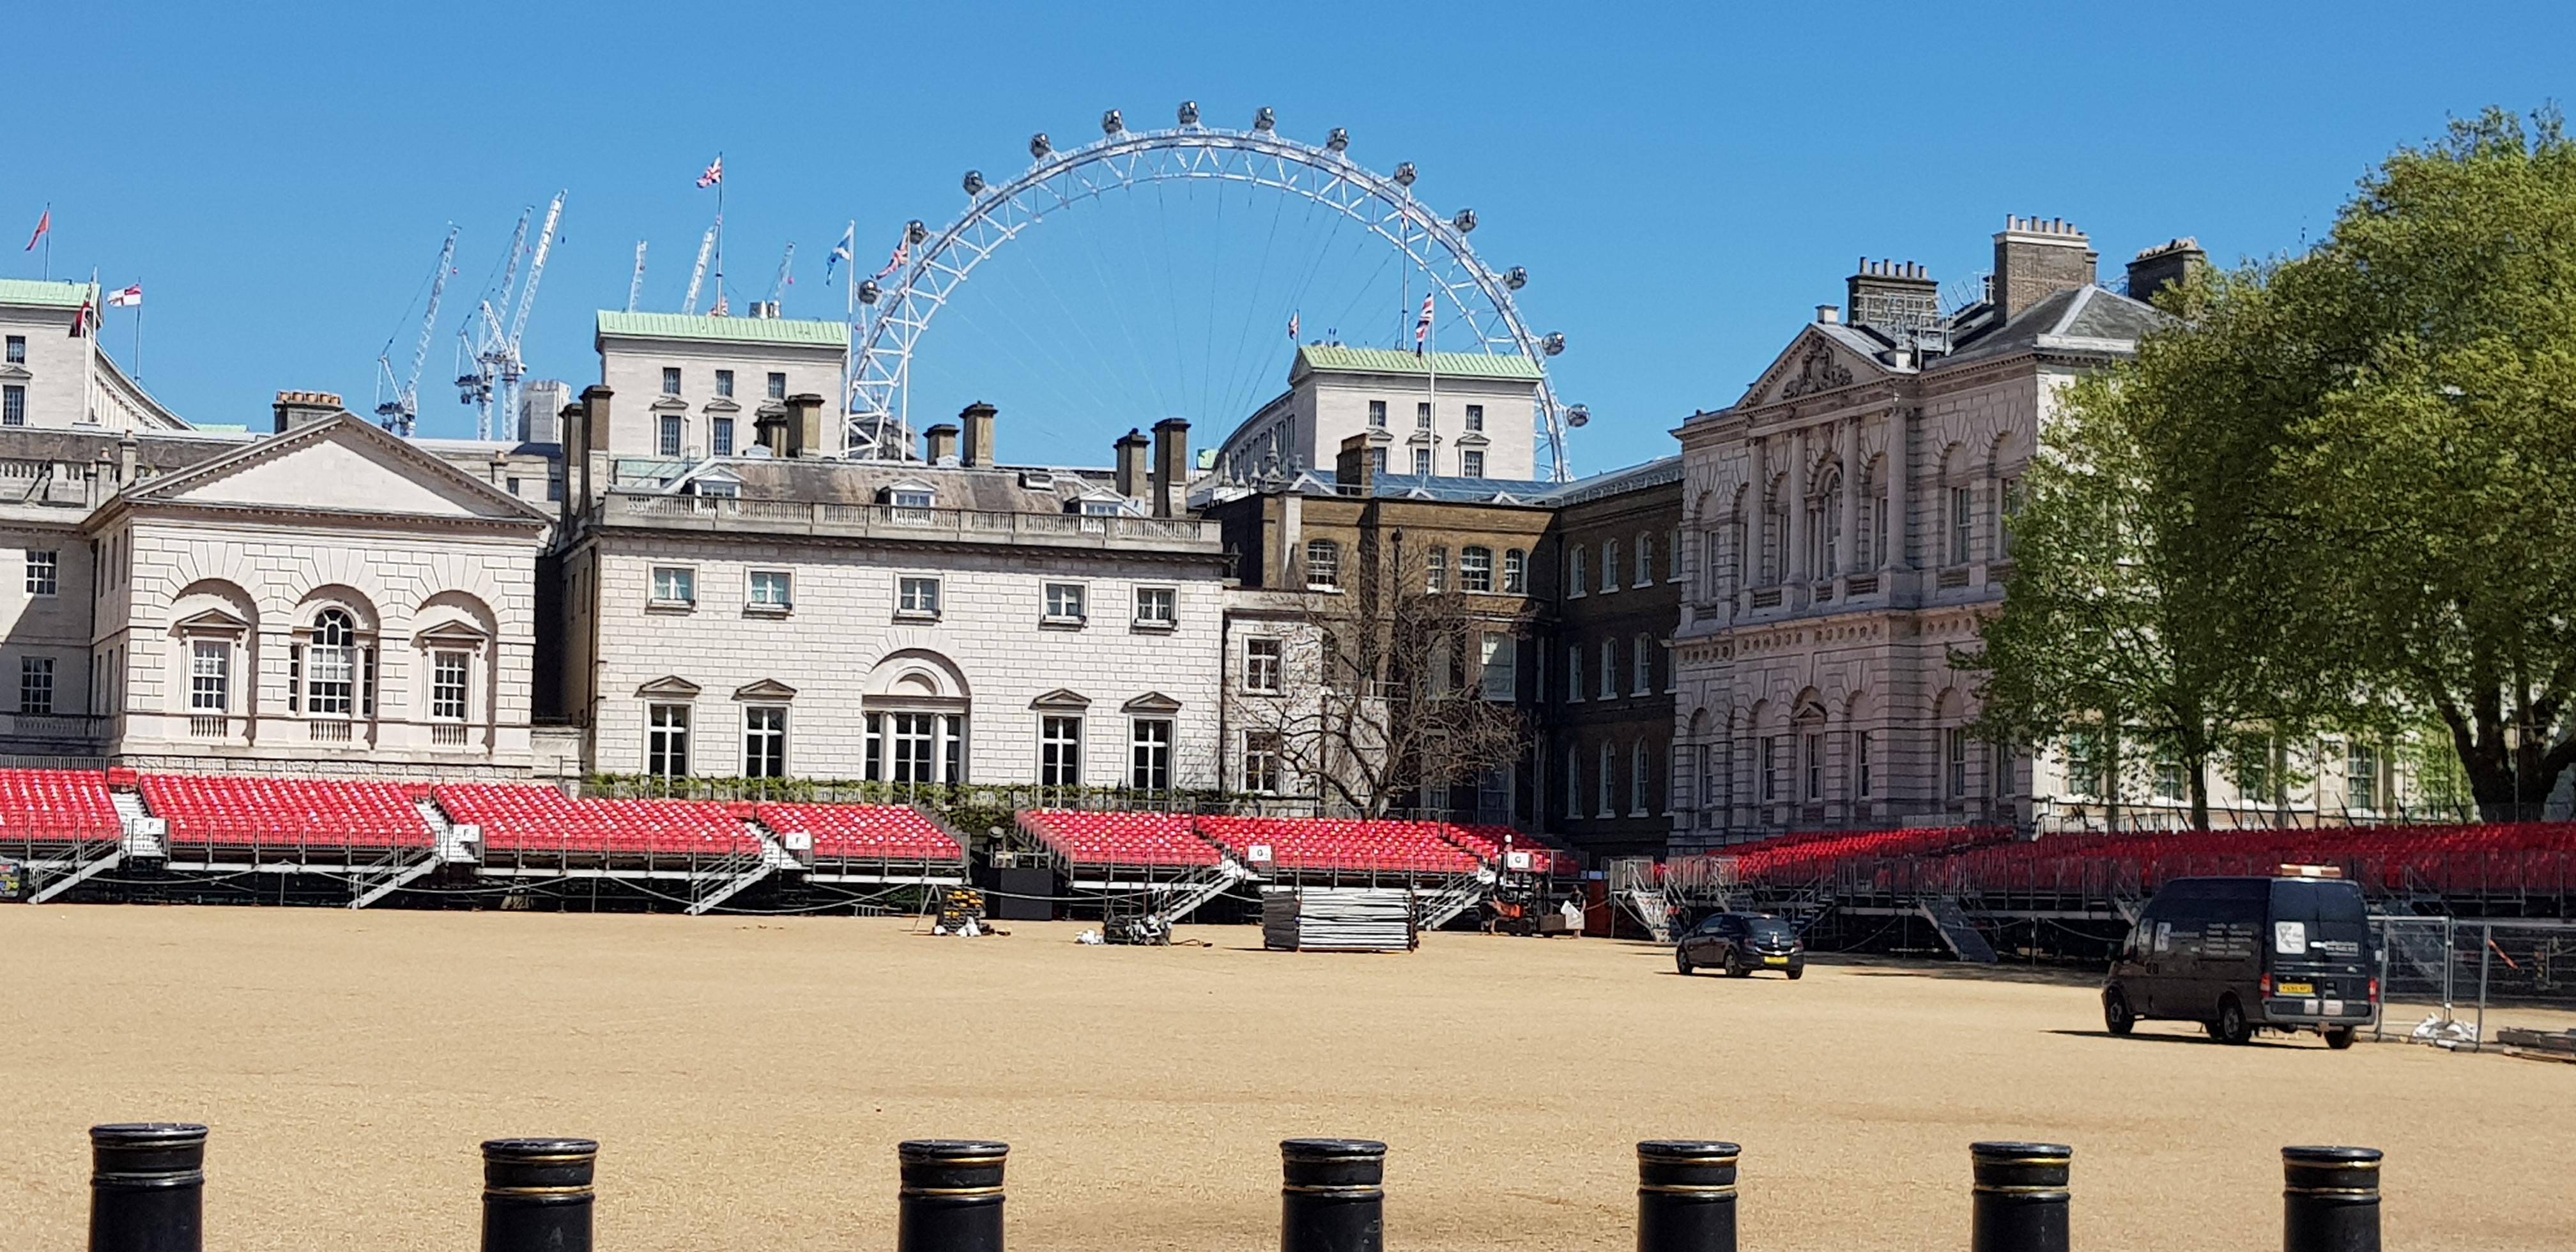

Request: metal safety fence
left=2371, top=916, right=2576, bottom=1044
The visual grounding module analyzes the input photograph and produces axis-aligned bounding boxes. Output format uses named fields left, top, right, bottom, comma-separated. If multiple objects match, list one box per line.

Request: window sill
left=1130, top=619, right=1177, bottom=632
left=1040, top=616, right=1087, bottom=629
left=646, top=600, right=696, bottom=613
left=1303, top=584, right=1342, bottom=593
left=894, top=609, right=941, bottom=622
left=744, top=603, right=793, bottom=617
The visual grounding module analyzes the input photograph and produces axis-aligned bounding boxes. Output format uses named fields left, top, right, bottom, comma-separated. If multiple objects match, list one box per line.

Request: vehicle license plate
left=2278, top=981, right=2313, bottom=996
left=1763, top=956, right=1788, bottom=966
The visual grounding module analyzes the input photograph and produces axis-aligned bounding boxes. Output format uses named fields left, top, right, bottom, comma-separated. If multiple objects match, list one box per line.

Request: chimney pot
left=924, top=423, right=961, bottom=465
left=959, top=401, right=997, bottom=468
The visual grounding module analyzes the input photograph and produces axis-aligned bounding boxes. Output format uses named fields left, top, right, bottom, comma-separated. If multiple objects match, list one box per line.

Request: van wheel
left=2103, top=989, right=2136, bottom=1036
left=2211, top=995, right=2253, bottom=1046
left=1675, top=949, right=1692, bottom=976
left=2322, top=1026, right=2356, bottom=1050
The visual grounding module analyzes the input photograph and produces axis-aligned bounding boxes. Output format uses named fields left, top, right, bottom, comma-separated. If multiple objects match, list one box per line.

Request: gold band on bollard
left=1282, top=1182, right=1386, bottom=1196
left=901, top=1184, right=1006, bottom=1198
left=1638, top=1182, right=1738, bottom=1196
left=2281, top=1186, right=2378, bottom=1197
left=1973, top=1184, right=2071, bottom=1196
left=484, top=1184, right=595, bottom=1198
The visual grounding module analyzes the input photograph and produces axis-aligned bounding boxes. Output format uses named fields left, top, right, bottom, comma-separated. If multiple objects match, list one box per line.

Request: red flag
left=70, top=296, right=91, bottom=338
left=23, top=210, right=49, bottom=252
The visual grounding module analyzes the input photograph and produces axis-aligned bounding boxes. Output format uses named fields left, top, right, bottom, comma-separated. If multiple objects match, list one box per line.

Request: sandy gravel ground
left=2, top=906, right=2570, bottom=1251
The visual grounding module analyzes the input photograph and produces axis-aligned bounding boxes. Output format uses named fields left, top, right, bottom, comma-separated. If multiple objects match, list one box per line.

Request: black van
left=2102, top=873, right=2378, bottom=1047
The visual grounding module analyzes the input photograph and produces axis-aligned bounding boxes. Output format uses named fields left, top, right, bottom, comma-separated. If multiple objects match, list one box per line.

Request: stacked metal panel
left=1263, top=887, right=1416, bottom=952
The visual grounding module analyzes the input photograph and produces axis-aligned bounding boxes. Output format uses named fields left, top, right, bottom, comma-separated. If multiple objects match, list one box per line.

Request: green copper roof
left=1295, top=344, right=1544, bottom=381
left=0, top=279, right=91, bottom=309
left=595, top=310, right=848, bottom=347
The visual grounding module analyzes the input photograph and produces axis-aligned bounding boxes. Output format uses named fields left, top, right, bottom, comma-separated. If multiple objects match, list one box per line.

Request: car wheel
left=2212, top=995, right=2253, bottom=1046
left=1675, top=948, right=1692, bottom=975
left=1785, top=965, right=1804, bottom=981
left=2322, top=1026, right=2356, bottom=1050
left=2103, top=988, right=2136, bottom=1036
left=1724, top=952, right=1751, bottom=978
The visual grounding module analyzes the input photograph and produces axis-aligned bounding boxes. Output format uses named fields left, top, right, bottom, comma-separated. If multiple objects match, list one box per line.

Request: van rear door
left=2267, top=878, right=2372, bottom=1016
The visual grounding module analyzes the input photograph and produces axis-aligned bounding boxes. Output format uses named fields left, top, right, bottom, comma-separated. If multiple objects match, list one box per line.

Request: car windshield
left=1745, top=919, right=1795, bottom=942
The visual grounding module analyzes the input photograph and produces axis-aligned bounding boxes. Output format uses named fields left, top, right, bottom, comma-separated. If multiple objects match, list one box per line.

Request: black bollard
left=2282, top=1146, right=2381, bottom=1252
left=1280, top=1138, right=1386, bottom=1252
left=89, top=1123, right=207, bottom=1252
left=1636, top=1140, right=1739, bottom=1252
left=1970, top=1141, right=2071, bottom=1252
left=898, top=1140, right=1009, bottom=1252
left=480, top=1137, right=597, bottom=1252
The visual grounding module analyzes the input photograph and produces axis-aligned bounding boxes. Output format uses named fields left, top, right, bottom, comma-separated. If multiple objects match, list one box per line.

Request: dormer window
left=1081, top=500, right=1123, bottom=516
left=886, top=484, right=935, bottom=524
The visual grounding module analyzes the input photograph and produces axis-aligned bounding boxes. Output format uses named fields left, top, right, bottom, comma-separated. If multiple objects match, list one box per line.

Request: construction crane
left=455, top=191, right=565, bottom=441
left=626, top=240, right=647, bottom=313
left=682, top=217, right=719, bottom=314
left=373, top=225, right=457, bottom=437
left=766, top=242, right=795, bottom=312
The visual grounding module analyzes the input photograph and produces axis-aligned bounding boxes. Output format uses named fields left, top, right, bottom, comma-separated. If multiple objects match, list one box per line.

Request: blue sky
left=10, top=2, right=2570, bottom=474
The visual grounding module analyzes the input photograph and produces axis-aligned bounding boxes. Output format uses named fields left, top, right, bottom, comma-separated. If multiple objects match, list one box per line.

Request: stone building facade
left=1213, top=346, right=1543, bottom=483
left=1669, top=217, right=2165, bottom=846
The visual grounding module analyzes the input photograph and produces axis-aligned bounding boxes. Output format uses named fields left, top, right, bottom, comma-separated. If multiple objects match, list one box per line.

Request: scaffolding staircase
left=1608, top=858, right=1674, bottom=943
left=1416, top=868, right=1497, bottom=930
left=1917, top=896, right=1998, bottom=963
left=350, top=847, right=442, bottom=909
left=29, top=836, right=125, bottom=903
left=1149, top=858, right=1255, bottom=926
left=686, top=826, right=793, bottom=915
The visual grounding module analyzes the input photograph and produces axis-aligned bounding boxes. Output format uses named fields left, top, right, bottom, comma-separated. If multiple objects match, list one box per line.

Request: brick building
left=1533, top=457, right=1681, bottom=859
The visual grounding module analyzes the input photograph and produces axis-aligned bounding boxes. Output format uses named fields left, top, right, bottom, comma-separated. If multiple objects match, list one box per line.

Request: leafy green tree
left=2273, top=108, right=2576, bottom=820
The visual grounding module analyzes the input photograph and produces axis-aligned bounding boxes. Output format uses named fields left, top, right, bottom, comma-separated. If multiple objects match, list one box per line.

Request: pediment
left=1121, top=691, right=1183, bottom=714
left=1740, top=327, right=1888, bottom=409
left=416, top=620, right=493, bottom=647
left=1030, top=687, right=1091, bottom=710
left=128, top=414, right=550, bottom=523
left=173, top=608, right=250, bottom=635
left=704, top=397, right=741, bottom=413
left=733, top=678, right=799, bottom=701
left=636, top=675, right=703, bottom=698
left=650, top=396, right=689, bottom=412
left=0, top=363, right=29, bottom=382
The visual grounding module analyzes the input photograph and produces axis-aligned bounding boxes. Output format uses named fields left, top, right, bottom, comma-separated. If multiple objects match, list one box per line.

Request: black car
left=2103, top=873, right=2379, bottom=1047
left=1675, top=912, right=1805, bottom=979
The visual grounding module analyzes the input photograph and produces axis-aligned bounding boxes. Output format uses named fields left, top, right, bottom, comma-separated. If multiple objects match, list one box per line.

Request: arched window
left=1601, top=538, right=1620, bottom=593
left=1501, top=549, right=1527, bottom=594
left=296, top=608, right=371, bottom=717
left=1568, top=544, right=1587, bottom=597
left=1459, top=546, right=1493, bottom=592
left=1305, top=539, right=1340, bottom=590
left=1634, top=532, right=1655, bottom=587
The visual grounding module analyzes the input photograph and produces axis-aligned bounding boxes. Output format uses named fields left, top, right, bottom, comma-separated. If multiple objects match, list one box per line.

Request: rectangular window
left=648, top=704, right=691, bottom=776
left=898, top=576, right=941, bottom=618
left=1567, top=644, right=1584, bottom=703
left=891, top=489, right=934, bottom=523
left=1568, top=545, right=1586, bottom=598
left=190, top=641, right=229, bottom=713
left=1632, top=745, right=1651, bottom=817
left=1039, top=715, right=1083, bottom=786
left=431, top=651, right=469, bottom=720
left=1130, top=719, right=1173, bottom=790
left=309, top=639, right=354, bottom=716
left=658, top=414, right=683, bottom=457
left=1425, top=547, right=1448, bottom=592
left=1478, top=632, right=1515, bottom=701
left=1243, top=731, right=1284, bottom=794
left=1133, top=586, right=1177, bottom=627
left=3, top=335, right=22, bottom=363
left=1305, top=540, right=1341, bottom=590
left=710, top=416, right=735, bottom=457
left=1857, top=731, right=1873, bottom=797
left=25, top=550, right=57, bottom=596
left=1598, top=743, right=1616, bottom=817
left=1637, top=534, right=1655, bottom=586
left=1416, top=402, right=1432, bottom=430
left=2348, top=742, right=2380, bottom=810
left=749, top=570, right=792, bottom=608
left=1411, top=448, right=1432, bottom=476
left=19, top=656, right=52, bottom=715
left=1460, top=449, right=1485, bottom=478
left=651, top=567, right=696, bottom=605
left=1464, top=404, right=1483, bottom=431
left=887, top=711, right=939, bottom=783
left=1367, top=399, right=1387, bottom=427
left=1945, top=727, right=1969, bottom=797
left=1599, top=639, right=1618, bottom=700
left=1994, top=740, right=2016, bottom=797
left=1245, top=637, right=1283, bottom=693
left=1950, top=485, right=1974, bottom=565
left=1459, top=546, right=1493, bottom=592
left=744, top=706, right=787, bottom=779
left=1601, top=538, right=1620, bottom=592
left=1370, top=448, right=1388, bottom=475
left=1501, top=549, right=1526, bottom=594
left=1, top=385, right=22, bottom=426
left=1805, top=733, right=1823, bottom=801
left=767, top=372, right=787, bottom=400
left=661, top=367, right=682, bottom=395
left=1566, top=751, right=1584, bottom=820
left=714, top=369, right=735, bottom=398
left=1997, top=478, right=2021, bottom=560
left=1044, top=583, right=1086, bottom=622
left=1761, top=737, right=1781, bottom=802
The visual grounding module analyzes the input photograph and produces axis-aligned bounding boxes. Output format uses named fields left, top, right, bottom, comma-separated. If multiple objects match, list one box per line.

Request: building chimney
left=2124, top=237, right=2206, bottom=307
left=783, top=393, right=825, bottom=458
left=1335, top=432, right=1374, bottom=496
left=1114, top=428, right=1151, bottom=498
left=1814, top=305, right=1841, bottom=324
left=924, top=424, right=961, bottom=465
left=271, top=390, right=345, bottom=434
left=1149, top=417, right=1190, bottom=518
left=574, top=385, right=613, bottom=519
left=1846, top=258, right=1940, bottom=332
left=518, top=379, right=571, bottom=444
left=1992, top=215, right=2097, bottom=321
left=959, top=401, right=997, bottom=468
left=116, top=432, right=138, bottom=487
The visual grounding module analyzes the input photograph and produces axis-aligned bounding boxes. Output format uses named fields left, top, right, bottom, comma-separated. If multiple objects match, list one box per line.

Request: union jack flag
left=1413, top=294, right=1434, bottom=344
left=696, top=156, right=723, bottom=188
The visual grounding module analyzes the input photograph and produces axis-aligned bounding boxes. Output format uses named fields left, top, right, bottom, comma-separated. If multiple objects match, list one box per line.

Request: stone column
left=1883, top=409, right=1909, bottom=572
left=1784, top=427, right=1808, bottom=585
left=1837, top=418, right=1860, bottom=574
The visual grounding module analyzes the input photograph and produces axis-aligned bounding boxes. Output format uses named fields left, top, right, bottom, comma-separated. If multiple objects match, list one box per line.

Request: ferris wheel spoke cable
left=1210, top=182, right=1294, bottom=431
left=1065, top=187, right=1174, bottom=421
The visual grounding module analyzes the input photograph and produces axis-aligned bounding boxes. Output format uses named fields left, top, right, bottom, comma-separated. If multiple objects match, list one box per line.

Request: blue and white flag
left=824, top=224, right=854, bottom=285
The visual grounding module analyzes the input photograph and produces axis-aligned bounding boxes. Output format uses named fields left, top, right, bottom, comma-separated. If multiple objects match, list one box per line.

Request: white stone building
left=592, top=312, right=847, bottom=459
left=1212, top=346, right=1542, bottom=482
left=0, top=279, right=190, bottom=434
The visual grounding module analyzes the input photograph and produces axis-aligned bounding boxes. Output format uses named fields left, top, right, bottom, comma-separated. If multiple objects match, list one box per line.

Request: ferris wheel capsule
left=1029, top=133, right=1052, bottom=159
left=906, top=220, right=929, bottom=246
left=962, top=170, right=986, bottom=196
left=1542, top=331, right=1567, bottom=356
left=1393, top=162, right=1416, bottom=187
left=1504, top=266, right=1528, bottom=290
left=857, top=280, right=881, bottom=305
left=1326, top=127, right=1349, bottom=153
left=1253, top=107, right=1276, bottom=132
left=1565, top=403, right=1590, bottom=427
left=1103, top=109, right=1125, bottom=135
left=1177, top=100, right=1199, bottom=126
left=1452, top=208, right=1476, bottom=233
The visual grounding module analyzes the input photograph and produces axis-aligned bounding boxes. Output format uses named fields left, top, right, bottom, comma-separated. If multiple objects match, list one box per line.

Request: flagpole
left=42, top=204, right=52, bottom=280
left=712, top=151, right=726, bottom=314
left=132, top=280, right=142, bottom=381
